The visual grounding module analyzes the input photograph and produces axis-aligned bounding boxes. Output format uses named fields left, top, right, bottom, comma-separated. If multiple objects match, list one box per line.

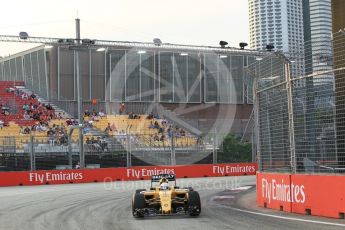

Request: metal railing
left=0, top=130, right=252, bottom=171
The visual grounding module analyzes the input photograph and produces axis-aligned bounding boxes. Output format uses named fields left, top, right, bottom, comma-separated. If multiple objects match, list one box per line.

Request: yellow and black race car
left=132, top=174, right=201, bottom=218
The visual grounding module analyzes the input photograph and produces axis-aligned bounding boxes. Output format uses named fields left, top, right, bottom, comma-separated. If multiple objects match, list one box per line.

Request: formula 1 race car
left=132, top=174, right=201, bottom=218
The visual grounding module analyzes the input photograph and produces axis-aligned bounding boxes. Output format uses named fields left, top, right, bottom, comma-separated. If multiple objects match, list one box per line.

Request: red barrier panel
left=0, top=163, right=257, bottom=187
left=256, top=172, right=292, bottom=212
left=291, top=174, right=345, bottom=218
left=257, top=172, right=345, bottom=219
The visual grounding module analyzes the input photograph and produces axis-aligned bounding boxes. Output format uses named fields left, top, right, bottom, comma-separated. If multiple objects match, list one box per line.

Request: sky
left=0, top=0, right=249, bottom=57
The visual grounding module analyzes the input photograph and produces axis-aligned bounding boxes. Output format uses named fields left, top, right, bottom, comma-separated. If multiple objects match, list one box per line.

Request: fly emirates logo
left=127, top=168, right=175, bottom=179
left=29, top=172, right=83, bottom=184
left=213, top=165, right=256, bottom=175
left=261, top=178, right=306, bottom=204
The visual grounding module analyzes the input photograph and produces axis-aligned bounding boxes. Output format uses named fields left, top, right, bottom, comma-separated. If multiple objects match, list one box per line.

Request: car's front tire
left=187, top=191, right=201, bottom=216
left=132, top=193, right=146, bottom=218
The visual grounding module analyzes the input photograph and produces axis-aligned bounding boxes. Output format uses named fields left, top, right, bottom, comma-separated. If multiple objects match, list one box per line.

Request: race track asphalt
left=0, top=176, right=344, bottom=230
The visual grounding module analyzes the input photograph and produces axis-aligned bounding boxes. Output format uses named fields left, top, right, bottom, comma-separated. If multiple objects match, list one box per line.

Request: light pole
left=126, top=124, right=132, bottom=167
left=75, top=18, right=85, bottom=168
left=171, top=128, right=176, bottom=165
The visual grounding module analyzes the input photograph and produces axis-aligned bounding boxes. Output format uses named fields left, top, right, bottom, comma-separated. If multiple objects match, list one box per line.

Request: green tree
left=218, top=133, right=252, bottom=163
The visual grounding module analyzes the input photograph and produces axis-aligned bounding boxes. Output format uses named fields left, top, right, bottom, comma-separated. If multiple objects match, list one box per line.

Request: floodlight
left=153, top=38, right=162, bottom=46
left=219, top=41, right=228, bottom=48
left=266, top=44, right=275, bottom=51
left=19, top=32, right=29, bottom=40
left=239, top=42, right=248, bottom=50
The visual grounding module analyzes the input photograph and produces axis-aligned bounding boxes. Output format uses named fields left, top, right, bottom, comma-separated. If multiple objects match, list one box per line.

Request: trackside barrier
left=257, top=172, right=345, bottom=219
left=0, top=163, right=257, bottom=187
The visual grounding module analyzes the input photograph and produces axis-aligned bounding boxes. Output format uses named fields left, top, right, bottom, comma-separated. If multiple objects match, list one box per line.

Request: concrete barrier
left=0, top=163, right=257, bottom=187
left=257, top=172, right=345, bottom=219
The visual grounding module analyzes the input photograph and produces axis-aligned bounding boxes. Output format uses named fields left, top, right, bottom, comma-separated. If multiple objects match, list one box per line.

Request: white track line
left=226, top=206, right=345, bottom=227
left=232, top=186, right=252, bottom=190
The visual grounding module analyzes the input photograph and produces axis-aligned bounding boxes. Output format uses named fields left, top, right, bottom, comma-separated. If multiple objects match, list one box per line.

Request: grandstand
left=0, top=41, right=264, bottom=169
left=0, top=80, right=208, bottom=168
left=0, top=43, right=261, bottom=138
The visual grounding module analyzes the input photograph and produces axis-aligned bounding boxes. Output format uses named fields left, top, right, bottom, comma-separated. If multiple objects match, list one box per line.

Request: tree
left=218, top=133, right=252, bottom=163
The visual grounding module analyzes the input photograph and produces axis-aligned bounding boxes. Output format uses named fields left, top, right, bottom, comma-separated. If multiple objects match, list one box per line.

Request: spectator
left=119, top=102, right=125, bottom=114
left=15, top=88, right=21, bottom=96
left=160, top=134, right=165, bottom=142
left=180, top=129, right=186, bottom=137
left=92, top=109, right=98, bottom=116
left=104, top=123, right=113, bottom=136
left=22, top=104, right=29, bottom=111
left=1, top=104, right=10, bottom=116
left=87, top=120, right=94, bottom=127
left=57, top=112, right=63, bottom=119
left=23, top=112, right=31, bottom=120
left=47, top=128, right=55, bottom=146
left=32, top=112, right=40, bottom=120
left=92, top=114, right=100, bottom=122
left=153, top=133, right=160, bottom=141
left=23, top=127, right=31, bottom=134
left=31, top=103, right=37, bottom=110
left=161, top=119, right=167, bottom=126
left=59, top=133, right=68, bottom=145
left=47, top=128, right=55, bottom=137
left=45, top=104, right=53, bottom=110
left=100, top=136, right=108, bottom=151
left=146, top=113, right=154, bottom=120
left=35, top=124, right=42, bottom=132
left=84, top=110, right=91, bottom=117
left=31, top=124, right=37, bottom=131
left=86, top=137, right=92, bottom=145
left=6, top=87, right=15, bottom=93
left=0, top=120, right=3, bottom=129
left=98, top=110, right=105, bottom=118
left=110, top=123, right=117, bottom=132
left=22, top=93, right=28, bottom=100
left=66, top=119, right=73, bottom=126
left=149, top=121, right=155, bottom=129
left=93, top=137, right=102, bottom=150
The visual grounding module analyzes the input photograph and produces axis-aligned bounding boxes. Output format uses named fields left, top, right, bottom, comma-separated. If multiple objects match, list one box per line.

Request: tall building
left=249, top=0, right=304, bottom=77
left=303, top=0, right=333, bottom=84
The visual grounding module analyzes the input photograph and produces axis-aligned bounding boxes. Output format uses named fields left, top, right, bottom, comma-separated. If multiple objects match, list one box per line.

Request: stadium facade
left=0, top=42, right=264, bottom=136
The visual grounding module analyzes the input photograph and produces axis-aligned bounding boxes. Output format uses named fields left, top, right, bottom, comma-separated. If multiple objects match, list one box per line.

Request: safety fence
left=249, top=31, right=345, bottom=174
left=0, top=131, right=251, bottom=171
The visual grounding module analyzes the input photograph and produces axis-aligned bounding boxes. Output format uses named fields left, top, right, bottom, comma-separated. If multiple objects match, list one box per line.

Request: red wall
left=256, top=173, right=292, bottom=212
left=257, top=172, right=345, bottom=219
left=0, top=163, right=257, bottom=187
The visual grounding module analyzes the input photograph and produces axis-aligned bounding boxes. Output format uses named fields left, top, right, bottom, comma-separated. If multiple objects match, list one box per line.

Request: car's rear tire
left=132, top=193, right=145, bottom=218
left=187, top=191, right=201, bottom=216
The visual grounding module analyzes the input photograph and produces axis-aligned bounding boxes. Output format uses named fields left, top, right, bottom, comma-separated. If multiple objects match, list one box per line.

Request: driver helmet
left=160, top=182, right=169, bottom=190
left=160, top=178, right=169, bottom=190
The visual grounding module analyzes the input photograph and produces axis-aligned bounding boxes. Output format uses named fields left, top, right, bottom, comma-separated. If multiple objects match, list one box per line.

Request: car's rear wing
left=151, top=174, right=176, bottom=187
left=151, top=174, right=176, bottom=182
